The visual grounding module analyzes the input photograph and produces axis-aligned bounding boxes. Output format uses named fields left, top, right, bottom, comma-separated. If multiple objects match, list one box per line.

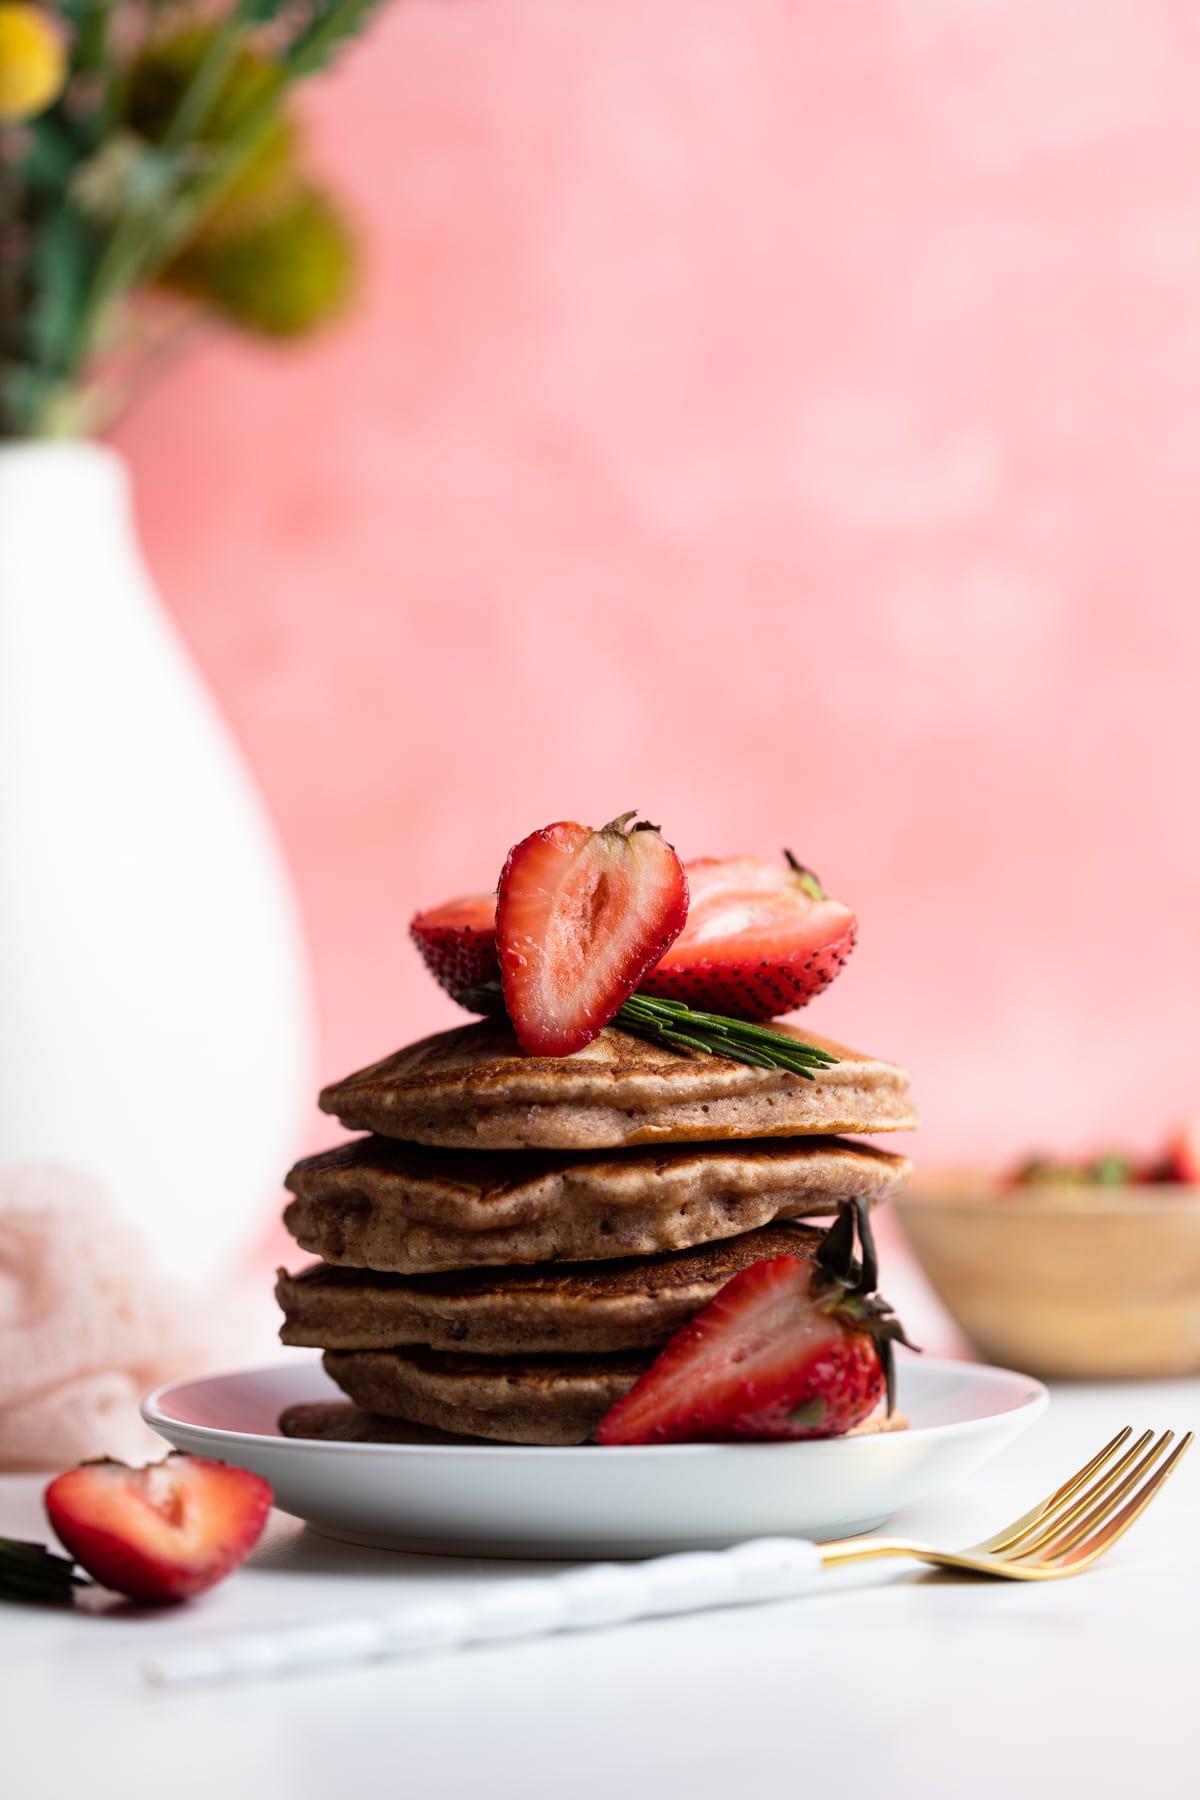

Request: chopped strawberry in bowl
left=1168, top=1122, right=1200, bottom=1184
left=1002, top=1120, right=1200, bottom=1191
left=898, top=1125, right=1200, bottom=1381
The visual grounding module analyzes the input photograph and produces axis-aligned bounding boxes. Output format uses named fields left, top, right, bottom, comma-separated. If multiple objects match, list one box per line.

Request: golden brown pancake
left=318, top=1019, right=918, bottom=1151
left=278, top=1403, right=439, bottom=1444
left=283, top=1134, right=909, bottom=1273
left=322, top=1347, right=649, bottom=1446
left=279, top=1398, right=908, bottom=1447
left=276, top=1221, right=825, bottom=1356
left=304, top=1354, right=910, bottom=1448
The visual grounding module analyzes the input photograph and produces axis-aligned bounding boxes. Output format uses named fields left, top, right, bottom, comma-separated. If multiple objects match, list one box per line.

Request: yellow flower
left=0, top=4, right=65, bottom=121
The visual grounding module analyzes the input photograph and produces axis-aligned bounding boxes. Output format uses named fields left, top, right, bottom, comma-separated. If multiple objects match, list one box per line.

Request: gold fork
left=818, top=1426, right=1192, bottom=1579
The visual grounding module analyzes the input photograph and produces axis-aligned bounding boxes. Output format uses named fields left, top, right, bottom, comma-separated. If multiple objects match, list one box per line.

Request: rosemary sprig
left=0, top=1535, right=85, bottom=1606
left=456, top=983, right=839, bottom=1080
left=619, top=994, right=838, bottom=1076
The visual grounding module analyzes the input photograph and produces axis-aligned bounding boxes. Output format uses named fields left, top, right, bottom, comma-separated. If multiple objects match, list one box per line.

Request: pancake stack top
left=277, top=1015, right=917, bottom=1446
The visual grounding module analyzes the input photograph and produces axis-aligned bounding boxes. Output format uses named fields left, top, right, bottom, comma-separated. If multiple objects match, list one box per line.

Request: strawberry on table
left=410, top=892, right=499, bottom=998
left=496, top=812, right=689, bottom=1056
left=44, top=1453, right=272, bottom=1604
left=596, top=1199, right=913, bottom=1445
left=637, top=852, right=856, bottom=1021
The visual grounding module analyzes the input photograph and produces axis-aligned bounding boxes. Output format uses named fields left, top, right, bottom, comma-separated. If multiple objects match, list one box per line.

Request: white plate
left=143, top=1353, right=1047, bottom=1558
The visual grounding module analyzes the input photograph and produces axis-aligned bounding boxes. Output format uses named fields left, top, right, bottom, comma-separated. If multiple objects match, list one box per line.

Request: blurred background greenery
left=0, top=1, right=387, bottom=438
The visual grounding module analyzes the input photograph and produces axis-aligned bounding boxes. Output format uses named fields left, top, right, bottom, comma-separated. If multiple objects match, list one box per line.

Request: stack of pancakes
left=276, top=1016, right=916, bottom=1446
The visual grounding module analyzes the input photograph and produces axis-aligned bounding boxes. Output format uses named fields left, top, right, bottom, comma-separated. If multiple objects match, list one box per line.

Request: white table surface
left=4, top=1239, right=1198, bottom=1800
left=4, top=1376, right=1196, bottom=1800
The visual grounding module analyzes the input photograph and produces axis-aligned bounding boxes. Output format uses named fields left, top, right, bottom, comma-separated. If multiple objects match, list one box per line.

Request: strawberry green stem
left=783, top=850, right=827, bottom=902
left=812, top=1199, right=918, bottom=1415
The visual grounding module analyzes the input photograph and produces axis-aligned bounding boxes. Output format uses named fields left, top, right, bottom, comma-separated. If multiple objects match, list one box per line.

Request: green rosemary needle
left=455, top=983, right=838, bottom=1080
left=0, top=1535, right=84, bottom=1606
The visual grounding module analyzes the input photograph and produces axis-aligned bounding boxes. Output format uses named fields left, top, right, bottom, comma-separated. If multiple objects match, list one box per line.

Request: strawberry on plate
left=496, top=812, right=689, bottom=1056
left=636, top=852, right=856, bottom=1021
left=596, top=1199, right=913, bottom=1445
left=44, top=1453, right=272, bottom=1604
left=410, top=892, right=499, bottom=998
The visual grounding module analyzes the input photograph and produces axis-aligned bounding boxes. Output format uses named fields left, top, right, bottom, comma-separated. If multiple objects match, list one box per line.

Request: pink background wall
left=115, top=0, right=1200, bottom=1180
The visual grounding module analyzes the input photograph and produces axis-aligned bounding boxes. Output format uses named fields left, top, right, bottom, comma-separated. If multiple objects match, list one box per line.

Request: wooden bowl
left=895, top=1181, right=1200, bottom=1379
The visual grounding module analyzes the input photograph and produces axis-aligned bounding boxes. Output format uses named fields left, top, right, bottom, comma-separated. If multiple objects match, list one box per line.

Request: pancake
left=278, top=1403, right=448, bottom=1444
left=283, top=1134, right=910, bottom=1273
left=277, top=1221, right=826, bottom=1355
left=322, top=1347, right=648, bottom=1446
left=311, top=1351, right=910, bottom=1448
left=318, top=1018, right=918, bottom=1151
left=280, top=1398, right=908, bottom=1446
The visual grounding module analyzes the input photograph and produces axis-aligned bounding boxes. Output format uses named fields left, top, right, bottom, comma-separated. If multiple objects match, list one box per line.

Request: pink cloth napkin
left=0, top=1164, right=210, bottom=1469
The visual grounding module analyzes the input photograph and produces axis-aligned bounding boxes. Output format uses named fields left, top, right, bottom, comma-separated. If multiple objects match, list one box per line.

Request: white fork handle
left=144, top=1537, right=824, bottom=1689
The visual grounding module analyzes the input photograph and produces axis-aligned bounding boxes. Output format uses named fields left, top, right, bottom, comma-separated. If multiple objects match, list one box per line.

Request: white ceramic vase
left=0, top=442, right=312, bottom=1287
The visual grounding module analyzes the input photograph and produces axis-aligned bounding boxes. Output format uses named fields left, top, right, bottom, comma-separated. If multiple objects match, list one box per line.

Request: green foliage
left=126, top=26, right=299, bottom=241
left=25, top=203, right=96, bottom=371
left=126, top=26, right=285, bottom=143
left=168, top=187, right=356, bottom=337
left=20, top=111, right=79, bottom=196
left=0, top=0, right=391, bottom=437
left=284, top=0, right=394, bottom=76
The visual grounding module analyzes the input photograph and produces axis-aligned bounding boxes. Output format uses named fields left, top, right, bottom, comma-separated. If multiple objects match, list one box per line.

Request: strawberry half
left=496, top=812, right=689, bottom=1056
left=410, top=893, right=500, bottom=998
left=596, top=1200, right=914, bottom=1445
left=637, top=853, right=856, bottom=1020
left=44, top=1453, right=272, bottom=1604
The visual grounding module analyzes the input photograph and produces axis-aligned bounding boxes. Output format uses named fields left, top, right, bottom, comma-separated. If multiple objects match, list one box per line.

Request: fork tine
left=1004, top=1430, right=1169, bottom=1561
left=971, top=1426, right=1135, bottom=1555
left=1022, top=1431, right=1181, bottom=1564
left=1047, top=1432, right=1194, bottom=1570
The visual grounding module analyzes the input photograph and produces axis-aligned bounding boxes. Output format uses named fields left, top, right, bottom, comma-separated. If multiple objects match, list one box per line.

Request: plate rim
left=143, top=1352, right=1049, bottom=1460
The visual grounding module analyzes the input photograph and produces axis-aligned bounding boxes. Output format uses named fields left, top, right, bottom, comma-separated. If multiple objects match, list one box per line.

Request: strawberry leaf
left=812, top=1199, right=919, bottom=1416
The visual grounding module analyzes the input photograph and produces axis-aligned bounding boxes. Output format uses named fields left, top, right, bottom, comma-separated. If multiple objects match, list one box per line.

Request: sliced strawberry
left=596, top=1199, right=912, bottom=1445
left=637, top=853, right=856, bottom=1020
left=1167, top=1122, right=1200, bottom=1184
left=410, top=850, right=855, bottom=1022
left=44, top=1453, right=272, bottom=1603
left=410, top=893, right=500, bottom=998
left=496, top=812, right=689, bottom=1056
left=596, top=1258, right=881, bottom=1444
